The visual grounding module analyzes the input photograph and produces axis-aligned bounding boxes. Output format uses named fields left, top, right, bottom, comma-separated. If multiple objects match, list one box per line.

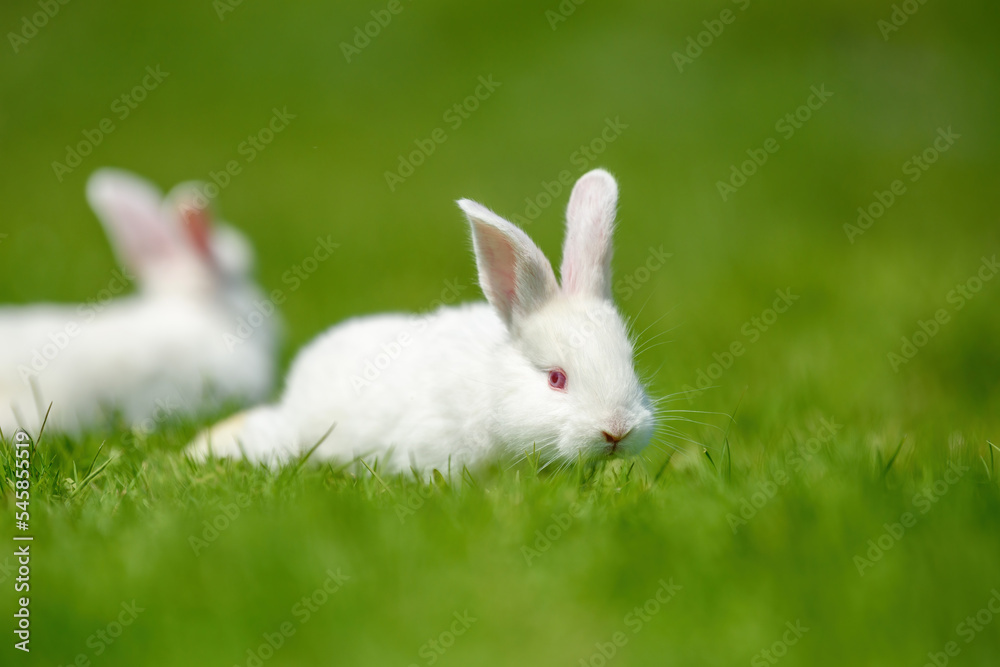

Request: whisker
left=631, top=306, right=679, bottom=350
left=634, top=339, right=676, bottom=357
left=648, top=438, right=686, bottom=455
left=659, top=408, right=737, bottom=423
left=653, top=427, right=714, bottom=451
left=650, top=386, right=719, bottom=404
left=655, top=415, right=727, bottom=434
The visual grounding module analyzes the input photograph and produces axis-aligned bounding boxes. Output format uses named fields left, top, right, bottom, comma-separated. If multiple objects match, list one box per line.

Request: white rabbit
left=0, top=168, right=280, bottom=436
left=189, top=168, right=654, bottom=472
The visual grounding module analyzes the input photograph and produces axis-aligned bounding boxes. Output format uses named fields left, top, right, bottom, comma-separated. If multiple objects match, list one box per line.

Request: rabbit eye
left=547, top=369, right=567, bottom=391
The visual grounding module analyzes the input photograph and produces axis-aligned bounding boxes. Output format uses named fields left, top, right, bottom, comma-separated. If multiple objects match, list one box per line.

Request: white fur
left=189, top=168, right=653, bottom=471
left=0, top=169, right=280, bottom=436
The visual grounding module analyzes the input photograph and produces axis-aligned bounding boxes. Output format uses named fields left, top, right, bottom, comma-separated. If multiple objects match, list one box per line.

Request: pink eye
left=548, top=369, right=567, bottom=391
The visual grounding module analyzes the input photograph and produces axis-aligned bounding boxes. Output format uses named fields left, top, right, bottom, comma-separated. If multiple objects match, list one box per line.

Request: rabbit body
left=195, top=303, right=507, bottom=470
left=191, top=168, right=655, bottom=471
left=0, top=294, right=275, bottom=436
left=0, top=169, right=279, bottom=436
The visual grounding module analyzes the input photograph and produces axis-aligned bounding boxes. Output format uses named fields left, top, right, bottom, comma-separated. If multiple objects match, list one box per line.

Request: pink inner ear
left=180, top=204, right=215, bottom=263
left=479, top=225, right=519, bottom=313
left=562, top=264, right=578, bottom=293
left=114, top=202, right=176, bottom=259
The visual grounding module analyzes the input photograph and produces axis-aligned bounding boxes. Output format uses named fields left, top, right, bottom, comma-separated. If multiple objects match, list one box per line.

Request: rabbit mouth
left=604, top=442, right=621, bottom=456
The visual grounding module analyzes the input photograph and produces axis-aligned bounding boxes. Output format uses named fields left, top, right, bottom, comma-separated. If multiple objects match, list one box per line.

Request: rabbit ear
left=560, top=169, right=618, bottom=299
left=164, top=182, right=217, bottom=266
left=458, top=198, right=558, bottom=328
left=86, top=169, right=181, bottom=274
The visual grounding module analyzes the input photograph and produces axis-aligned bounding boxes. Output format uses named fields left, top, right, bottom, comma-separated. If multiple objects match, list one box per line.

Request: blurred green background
left=1, top=0, right=999, bottom=665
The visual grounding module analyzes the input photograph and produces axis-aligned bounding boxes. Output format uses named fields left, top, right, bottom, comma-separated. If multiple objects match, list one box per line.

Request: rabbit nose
left=602, top=428, right=631, bottom=445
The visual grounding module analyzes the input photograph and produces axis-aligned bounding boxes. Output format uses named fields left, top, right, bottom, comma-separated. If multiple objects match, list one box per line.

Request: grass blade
left=360, top=457, right=394, bottom=497
left=880, top=435, right=907, bottom=479
left=290, top=422, right=337, bottom=475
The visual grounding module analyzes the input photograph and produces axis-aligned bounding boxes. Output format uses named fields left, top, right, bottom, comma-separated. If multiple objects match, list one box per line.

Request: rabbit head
left=458, top=168, right=654, bottom=463
left=85, top=168, right=257, bottom=299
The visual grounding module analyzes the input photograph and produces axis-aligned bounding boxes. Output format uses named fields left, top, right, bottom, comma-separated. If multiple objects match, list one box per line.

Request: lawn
left=1, top=0, right=999, bottom=665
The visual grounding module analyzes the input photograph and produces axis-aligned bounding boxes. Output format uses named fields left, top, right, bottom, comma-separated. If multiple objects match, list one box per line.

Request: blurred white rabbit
left=190, top=168, right=654, bottom=472
left=0, top=169, right=280, bottom=437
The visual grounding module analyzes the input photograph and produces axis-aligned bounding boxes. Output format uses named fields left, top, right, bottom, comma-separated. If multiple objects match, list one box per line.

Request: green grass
left=2, top=0, right=999, bottom=664
left=2, top=418, right=999, bottom=666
